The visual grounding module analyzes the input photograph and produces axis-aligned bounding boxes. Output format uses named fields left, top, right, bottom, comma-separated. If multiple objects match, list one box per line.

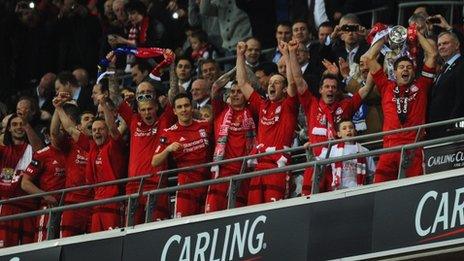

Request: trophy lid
left=389, top=25, right=407, bottom=44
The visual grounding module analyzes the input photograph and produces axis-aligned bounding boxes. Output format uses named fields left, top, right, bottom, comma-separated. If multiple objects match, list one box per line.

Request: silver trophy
left=388, top=25, right=408, bottom=51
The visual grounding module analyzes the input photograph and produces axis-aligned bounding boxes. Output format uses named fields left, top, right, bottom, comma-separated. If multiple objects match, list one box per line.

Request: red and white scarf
left=211, top=107, right=256, bottom=177
left=330, top=142, right=367, bottom=190
left=318, top=100, right=340, bottom=140
left=128, top=17, right=149, bottom=45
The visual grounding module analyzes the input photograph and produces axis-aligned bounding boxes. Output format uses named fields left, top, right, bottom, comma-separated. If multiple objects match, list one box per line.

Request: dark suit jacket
left=332, top=42, right=369, bottom=66
left=76, top=86, right=96, bottom=113
left=308, top=40, right=336, bottom=77
left=302, top=65, right=321, bottom=98
left=427, top=55, right=464, bottom=139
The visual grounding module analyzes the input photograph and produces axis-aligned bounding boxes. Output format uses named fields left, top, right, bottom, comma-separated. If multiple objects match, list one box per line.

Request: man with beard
left=86, top=97, right=127, bottom=232
left=152, top=93, right=212, bottom=217
left=290, top=37, right=373, bottom=195
left=206, top=79, right=256, bottom=212
left=51, top=99, right=94, bottom=237
left=0, top=114, right=38, bottom=247
left=363, top=29, right=437, bottom=182
left=236, top=41, right=299, bottom=204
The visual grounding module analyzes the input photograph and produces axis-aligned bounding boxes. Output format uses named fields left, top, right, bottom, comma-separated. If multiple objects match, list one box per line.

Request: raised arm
left=211, top=67, right=236, bottom=100
left=283, top=40, right=296, bottom=97
left=363, top=37, right=385, bottom=73
left=417, top=30, right=438, bottom=69
left=288, top=40, right=308, bottom=95
left=98, top=95, right=120, bottom=139
left=357, top=71, right=375, bottom=99
left=50, top=101, right=63, bottom=144
left=17, top=113, right=43, bottom=152
left=236, top=42, right=254, bottom=100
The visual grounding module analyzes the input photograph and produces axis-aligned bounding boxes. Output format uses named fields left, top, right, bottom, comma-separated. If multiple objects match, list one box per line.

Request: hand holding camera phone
left=341, top=24, right=359, bottom=32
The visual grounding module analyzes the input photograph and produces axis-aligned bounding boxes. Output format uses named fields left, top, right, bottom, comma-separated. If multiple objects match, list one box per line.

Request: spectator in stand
left=175, top=57, right=194, bottom=94
left=52, top=100, right=94, bottom=238
left=72, top=68, right=90, bottom=90
left=199, top=0, right=252, bottom=54
left=21, top=133, right=66, bottom=241
left=363, top=28, right=437, bottom=183
left=86, top=97, right=127, bottom=232
left=427, top=20, right=464, bottom=139
left=244, top=37, right=262, bottom=72
left=308, top=21, right=335, bottom=76
left=186, top=30, right=218, bottom=64
left=326, top=14, right=368, bottom=69
left=56, top=71, right=94, bottom=114
left=295, top=42, right=321, bottom=96
left=255, top=62, right=278, bottom=95
left=19, top=73, right=56, bottom=115
left=191, top=79, right=211, bottom=109
left=340, top=58, right=383, bottom=135
left=288, top=0, right=329, bottom=38
left=152, top=93, right=212, bottom=217
left=199, top=58, right=221, bottom=85
left=108, top=0, right=166, bottom=48
left=206, top=74, right=256, bottom=212
left=0, top=113, right=39, bottom=247
left=199, top=105, right=212, bottom=121
left=236, top=41, right=298, bottom=204
left=317, top=119, right=375, bottom=191
left=272, top=21, right=293, bottom=63
left=292, top=20, right=311, bottom=48
left=290, top=37, right=373, bottom=194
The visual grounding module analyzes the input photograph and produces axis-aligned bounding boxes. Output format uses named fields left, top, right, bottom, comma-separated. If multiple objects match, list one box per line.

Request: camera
left=341, top=24, right=359, bottom=32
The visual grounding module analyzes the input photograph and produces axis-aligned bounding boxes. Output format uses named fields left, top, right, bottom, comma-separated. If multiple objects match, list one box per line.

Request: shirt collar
left=301, top=62, right=309, bottom=73
left=446, top=53, right=461, bottom=66
left=72, top=86, right=82, bottom=101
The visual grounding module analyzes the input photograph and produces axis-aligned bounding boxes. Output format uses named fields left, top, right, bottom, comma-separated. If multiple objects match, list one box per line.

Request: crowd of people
left=0, top=0, right=463, bottom=249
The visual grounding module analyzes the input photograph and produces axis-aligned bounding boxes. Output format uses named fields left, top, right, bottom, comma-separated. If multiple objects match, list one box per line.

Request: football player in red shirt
left=236, top=41, right=299, bottom=205
left=205, top=78, right=256, bottom=213
left=86, top=96, right=127, bottom=232
left=152, top=93, right=212, bottom=218
left=52, top=98, right=94, bottom=237
left=286, top=38, right=374, bottom=195
left=118, top=81, right=176, bottom=224
left=363, top=29, right=437, bottom=182
left=0, top=114, right=40, bottom=247
left=21, top=141, right=66, bottom=242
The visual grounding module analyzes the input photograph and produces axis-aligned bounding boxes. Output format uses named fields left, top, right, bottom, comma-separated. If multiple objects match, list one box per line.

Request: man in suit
left=308, top=21, right=335, bottom=76
left=20, top=72, right=56, bottom=115
left=427, top=31, right=463, bottom=139
left=326, top=13, right=368, bottom=68
left=296, top=42, right=320, bottom=96
left=55, top=71, right=94, bottom=114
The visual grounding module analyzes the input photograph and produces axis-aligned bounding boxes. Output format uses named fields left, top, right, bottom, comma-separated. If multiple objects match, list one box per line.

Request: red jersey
left=86, top=136, right=127, bottom=199
left=62, top=134, right=92, bottom=201
left=372, top=65, right=435, bottom=146
left=118, top=101, right=176, bottom=193
left=0, top=143, right=30, bottom=198
left=248, top=91, right=298, bottom=154
left=212, top=99, right=256, bottom=171
left=24, top=146, right=66, bottom=202
left=156, top=120, right=211, bottom=168
left=299, top=88, right=362, bottom=155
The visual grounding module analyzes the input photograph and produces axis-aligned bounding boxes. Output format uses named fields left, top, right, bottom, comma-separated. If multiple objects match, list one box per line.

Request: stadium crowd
left=0, top=0, right=464, bottom=248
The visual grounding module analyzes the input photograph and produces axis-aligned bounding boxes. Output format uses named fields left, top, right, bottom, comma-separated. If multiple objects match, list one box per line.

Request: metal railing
left=1, top=117, right=464, bottom=241
left=397, top=1, right=464, bottom=25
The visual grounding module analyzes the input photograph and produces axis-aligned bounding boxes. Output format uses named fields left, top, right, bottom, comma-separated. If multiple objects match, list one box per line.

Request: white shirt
left=445, top=53, right=461, bottom=67
left=346, top=45, right=360, bottom=66
left=196, top=97, right=210, bottom=109
left=301, top=62, right=309, bottom=74
left=307, top=0, right=329, bottom=28
left=180, top=79, right=192, bottom=92
left=72, top=86, right=82, bottom=101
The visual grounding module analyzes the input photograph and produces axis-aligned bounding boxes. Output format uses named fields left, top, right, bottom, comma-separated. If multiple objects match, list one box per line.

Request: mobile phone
left=427, top=17, right=441, bottom=24
left=341, top=24, right=359, bottom=32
